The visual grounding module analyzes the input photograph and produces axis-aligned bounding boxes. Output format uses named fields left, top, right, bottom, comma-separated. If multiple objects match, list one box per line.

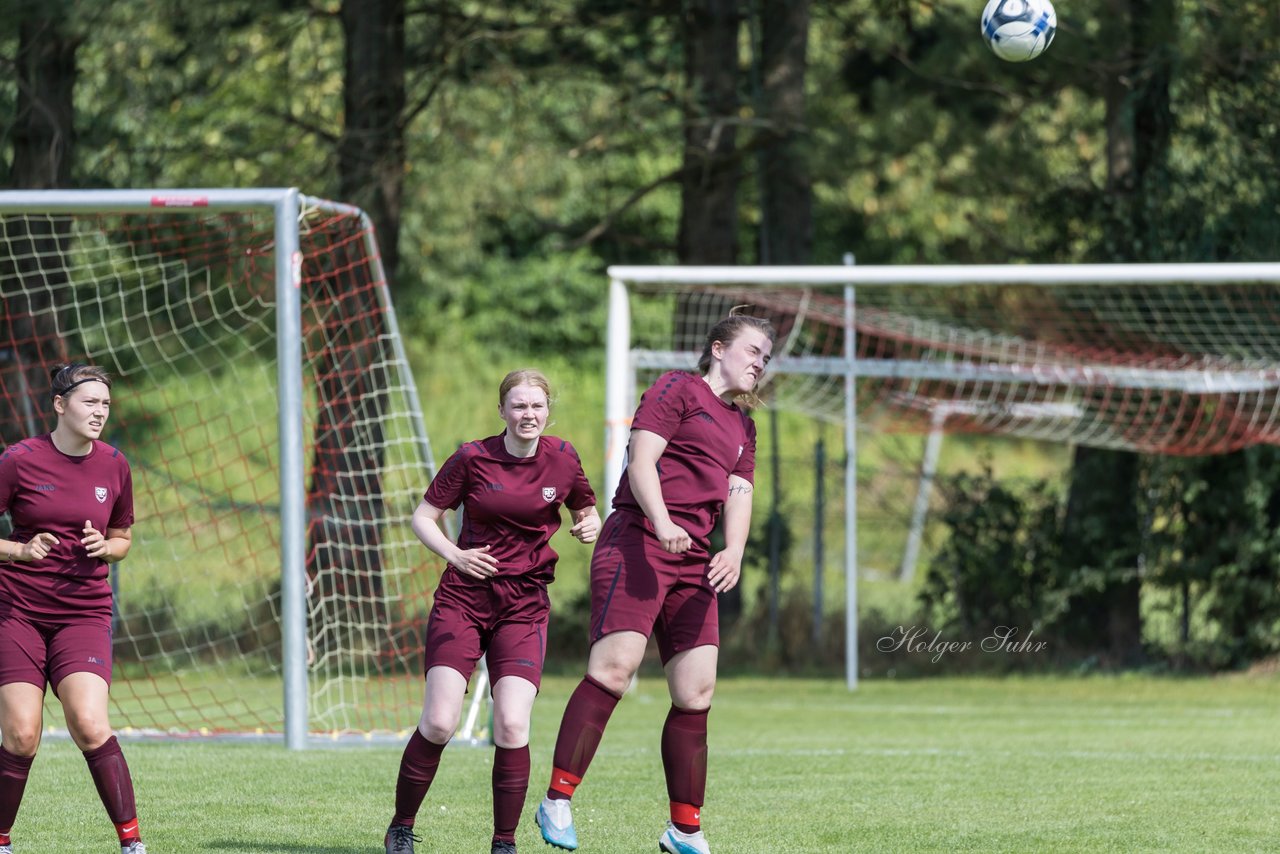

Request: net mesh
left=0, top=200, right=438, bottom=739
left=629, top=280, right=1280, bottom=455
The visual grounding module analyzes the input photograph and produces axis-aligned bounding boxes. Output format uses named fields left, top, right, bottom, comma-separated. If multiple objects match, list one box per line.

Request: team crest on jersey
left=95, top=487, right=108, bottom=503
left=541, top=487, right=557, bottom=502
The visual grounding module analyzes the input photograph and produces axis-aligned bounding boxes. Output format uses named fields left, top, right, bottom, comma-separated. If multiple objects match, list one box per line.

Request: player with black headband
left=0, top=364, right=146, bottom=854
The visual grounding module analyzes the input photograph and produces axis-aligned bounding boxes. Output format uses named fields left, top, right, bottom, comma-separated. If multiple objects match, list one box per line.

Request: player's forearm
left=102, top=536, right=131, bottom=563
left=721, top=487, right=754, bottom=556
left=411, top=514, right=463, bottom=566
left=1, top=539, right=21, bottom=562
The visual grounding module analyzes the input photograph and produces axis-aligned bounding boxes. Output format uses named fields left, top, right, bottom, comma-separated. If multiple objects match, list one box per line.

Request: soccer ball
left=981, top=0, right=1057, bottom=62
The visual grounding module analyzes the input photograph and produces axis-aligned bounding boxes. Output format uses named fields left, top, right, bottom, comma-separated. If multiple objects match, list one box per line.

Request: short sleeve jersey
left=611, top=371, right=757, bottom=547
left=425, top=433, right=596, bottom=584
left=0, top=434, right=135, bottom=622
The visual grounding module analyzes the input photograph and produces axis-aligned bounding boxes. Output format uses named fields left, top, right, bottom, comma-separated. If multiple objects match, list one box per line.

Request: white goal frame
left=0, top=189, right=451, bottom=750
left=605, top=262, right=1280, bottom=689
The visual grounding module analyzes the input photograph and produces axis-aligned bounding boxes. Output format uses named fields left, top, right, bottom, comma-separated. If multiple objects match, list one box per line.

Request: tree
left=339, top=0, right=406, bottom=289
left=757, top=0, right=811, bottom=266
left=1, top=0, right=78, bottom=447
left=677, top=0, right=741, bottom=267
left=306, top=0, right=408, bottom=651
left=1056, top=0, right=1176, bottom=666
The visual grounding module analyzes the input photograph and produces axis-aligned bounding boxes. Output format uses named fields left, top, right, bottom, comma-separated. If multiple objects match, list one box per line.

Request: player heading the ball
left=537, top=311, right=775, bottom=854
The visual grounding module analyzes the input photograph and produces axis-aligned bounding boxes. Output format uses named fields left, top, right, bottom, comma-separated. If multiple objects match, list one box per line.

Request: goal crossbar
left=632, top=350, right=1280, bottom=393
left=608, top=262, right=1280, bottom=286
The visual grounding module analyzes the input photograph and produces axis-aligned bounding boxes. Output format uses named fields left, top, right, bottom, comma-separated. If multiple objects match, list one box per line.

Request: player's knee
left=418, top=711, right=460, bottom=744
left=1, top=722, right=41, bottom=756
left=589, top=661, right=638, bottom=696
left=670, top=680, right=715, bottom=710
left=492, top=711, right=530, bottom=748
left=65, top=715, right=112, bottom=750
left=674, top=693, right=713, bottom=711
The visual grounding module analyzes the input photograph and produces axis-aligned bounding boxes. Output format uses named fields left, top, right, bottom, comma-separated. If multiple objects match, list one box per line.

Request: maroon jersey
left=425, top=433, right=596, bottom=584
left=612, top=371, right=757, bottom=547
left=0, top=434, right=135, bottom=621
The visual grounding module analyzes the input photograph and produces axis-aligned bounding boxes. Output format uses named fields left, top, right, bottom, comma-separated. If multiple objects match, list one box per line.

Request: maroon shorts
left=0, top=612, right=113, bottom=692
left=589, top=510, right=719, bottom=664
left=423, top=571, right=550, bottom=691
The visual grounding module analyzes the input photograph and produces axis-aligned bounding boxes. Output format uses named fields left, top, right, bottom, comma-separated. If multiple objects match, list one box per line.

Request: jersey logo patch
left=541, top=487, right=557, bottom=502
left=95, top=487, right=108, bottom=503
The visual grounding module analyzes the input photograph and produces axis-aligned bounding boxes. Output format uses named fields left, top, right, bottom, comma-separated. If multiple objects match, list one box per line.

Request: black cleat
left=384, top=824, right=422, bottom=853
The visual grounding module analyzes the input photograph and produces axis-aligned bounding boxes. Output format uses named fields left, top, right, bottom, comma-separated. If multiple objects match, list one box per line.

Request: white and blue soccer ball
left=981, top=0, right=1057, bottom=62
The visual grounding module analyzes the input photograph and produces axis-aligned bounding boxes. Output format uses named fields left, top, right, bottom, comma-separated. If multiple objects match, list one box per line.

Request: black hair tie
left=52, top=377, right=101, bottom=400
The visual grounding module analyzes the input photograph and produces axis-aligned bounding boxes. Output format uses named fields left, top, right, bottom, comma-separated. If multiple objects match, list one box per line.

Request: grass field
left=13, top=673, right=1279, bottom=853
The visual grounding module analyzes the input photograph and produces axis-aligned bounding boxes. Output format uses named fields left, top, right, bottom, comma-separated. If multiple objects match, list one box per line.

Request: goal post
left=605, top=262, right=1280, bottom=690
left=0, top=189, right=464, bottom=749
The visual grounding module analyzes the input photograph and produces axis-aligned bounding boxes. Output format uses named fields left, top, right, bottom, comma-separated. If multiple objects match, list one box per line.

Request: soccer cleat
left=384, top=823, right=422, bottom=853
left=658, top=822, right=710, bottom=854
left=121, top=843, right=147, bottom=854
left=491, top=841, right=518, bottom=854
left=535, top=796, right=579, bottom=850
left=0, top=844, right=11, bottom=854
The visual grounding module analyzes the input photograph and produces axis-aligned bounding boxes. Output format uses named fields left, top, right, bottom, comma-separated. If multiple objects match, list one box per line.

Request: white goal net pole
left=842, top=270, right=857, bottom=691
left=604, top=276, right=632, bottom=510
left=272, top=189, right=308, bottom=750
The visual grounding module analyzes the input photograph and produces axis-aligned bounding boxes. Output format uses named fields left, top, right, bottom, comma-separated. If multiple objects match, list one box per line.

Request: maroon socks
left=0, top=745, right=33, bottom=843
left=392, top=727, right=447, bottom=827
left=491, top=744, right=530, bottom=843
left=82, top=736, right=140, bottom=843
left=661, top=705, right=709, bottom=833
left=546, top=675, right=622, bottom=800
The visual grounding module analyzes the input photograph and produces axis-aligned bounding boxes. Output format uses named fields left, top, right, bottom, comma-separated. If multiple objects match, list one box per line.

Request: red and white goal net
left=0, top=192, right=443, bottom=743
left=613, top=265, right=1280, bottom=455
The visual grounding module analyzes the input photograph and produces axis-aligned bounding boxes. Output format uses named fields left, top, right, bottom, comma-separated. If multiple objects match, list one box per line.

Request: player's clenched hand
left=570, top=514, right=601, bottom=544
left=453, top=544, right=499, bottom=580
left=16, top=532, right=59, bottom=562
left=653, top=519, right=692, bottom=554
left=82, top=521, right=111, bottom=560
left=706, top=549, right=743, bottom=593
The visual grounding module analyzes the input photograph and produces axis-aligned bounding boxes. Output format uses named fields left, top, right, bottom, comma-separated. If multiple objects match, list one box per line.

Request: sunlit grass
left=16, top=674, right=1278, bottom=852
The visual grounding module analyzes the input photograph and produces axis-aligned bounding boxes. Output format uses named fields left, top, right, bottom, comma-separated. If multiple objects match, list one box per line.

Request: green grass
left=15, top=673, right=1279, bottom=852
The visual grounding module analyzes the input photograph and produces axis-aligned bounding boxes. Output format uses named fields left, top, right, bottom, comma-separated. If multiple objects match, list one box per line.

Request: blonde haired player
left=385, top=370, right=600, bottom=854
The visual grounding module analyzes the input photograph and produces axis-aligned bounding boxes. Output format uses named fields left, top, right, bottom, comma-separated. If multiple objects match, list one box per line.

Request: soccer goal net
left=605, top=263, right=1280, bottom=685
left=0, top=189, right=455, bottom=747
